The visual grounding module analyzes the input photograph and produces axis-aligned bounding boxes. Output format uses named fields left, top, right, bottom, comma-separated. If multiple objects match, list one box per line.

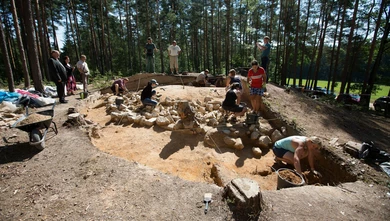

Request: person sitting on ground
left=141, top=79, right=159, bottom=106
left=272, top=136, right=322, bottom=176
left=196, top=69, right=209, bottom=87
left=111, top=78, right=129, bottom=96
left=222, top=82, right=247, bottom=121
left=225, top=69, right=242, bottom=91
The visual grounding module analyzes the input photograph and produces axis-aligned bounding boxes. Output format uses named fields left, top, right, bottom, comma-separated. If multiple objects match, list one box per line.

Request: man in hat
left=196, top=69, right=209, bottom=87
left=145, top=37, right=159, bottom=73
left=111, top=77, right=129, bottom=96
left=272, top=136, right=323, bottom=176
left=256, top=36, right=271, bottom=76
left=167, top=40, right=181, bottom=75
left=141, top=79, right=159, bottom=106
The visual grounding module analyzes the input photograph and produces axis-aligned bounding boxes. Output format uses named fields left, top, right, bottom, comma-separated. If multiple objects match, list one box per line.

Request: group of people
left=145, top=37, right=181, bottom=75
left=48, top=50, right=89, bottom=103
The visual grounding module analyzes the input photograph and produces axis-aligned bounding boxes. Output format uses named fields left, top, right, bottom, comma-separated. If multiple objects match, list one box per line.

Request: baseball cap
left=205, top=69, right=209, bottom=73
left=150, top=79, right=159, bottom=85
left=172, top=40, right=176, bottom=43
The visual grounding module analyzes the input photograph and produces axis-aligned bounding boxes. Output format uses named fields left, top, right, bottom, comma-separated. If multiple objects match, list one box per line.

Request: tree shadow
left=159, top=131, right=203, bottom=159
left=0, top=142, right=41, bottom=164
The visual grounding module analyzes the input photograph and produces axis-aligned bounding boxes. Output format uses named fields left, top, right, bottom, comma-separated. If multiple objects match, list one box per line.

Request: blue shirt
left=262, top=43, right=271, bottom=57
left=274, top=136, right=306, bottom=153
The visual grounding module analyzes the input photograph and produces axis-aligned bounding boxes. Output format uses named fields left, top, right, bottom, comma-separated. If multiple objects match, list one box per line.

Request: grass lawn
left=287, top=79, right=390, bottom=103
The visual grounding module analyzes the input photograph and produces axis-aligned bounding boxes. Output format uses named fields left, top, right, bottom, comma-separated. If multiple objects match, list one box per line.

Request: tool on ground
left=203, top=193, right=212, bottom=214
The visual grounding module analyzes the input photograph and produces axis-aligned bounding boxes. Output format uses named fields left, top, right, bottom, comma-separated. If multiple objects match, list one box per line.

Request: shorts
left=250, top=87, right=264, bottom=96
left=272, top=146, right=290, bottom=158
left=222, top=104, right=244, bottom=113
left=170, top=56, right=179, bottom=69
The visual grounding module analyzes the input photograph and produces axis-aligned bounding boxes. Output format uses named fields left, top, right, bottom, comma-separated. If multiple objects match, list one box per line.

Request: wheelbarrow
left=12, top=102, right=58, bottom=150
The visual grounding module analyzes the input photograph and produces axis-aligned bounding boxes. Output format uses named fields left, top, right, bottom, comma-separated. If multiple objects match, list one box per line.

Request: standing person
left=48, top=50, right=67, bottom=103
left=225, top=69, right=242, bottom=90
left=111, top=78, right=129, bottom=96
left=167, top=40, right=181, bottom=75
left=141, top=79, right=159, bottom=106
left=256, top=36, right=271, bottom=81
left=145, top=37, right=158, bottom=73
left=222, top=82, right=247, bottom=122
left=196, top=69, right=209, bottom=87
left=247, top=60, right=266, bottom=115
left=63, top=56, right=76, bottom=95
left=76, top=55, right=90, bottom=93
left=272, top=136, right=323, bottom=176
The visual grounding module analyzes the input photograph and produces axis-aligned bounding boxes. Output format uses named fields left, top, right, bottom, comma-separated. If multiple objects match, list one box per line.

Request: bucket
left=79, top=92, right=88, bottom=99
left=276, top=168, right=305, bottom=190
left=115, top=97, right=124, bottom=106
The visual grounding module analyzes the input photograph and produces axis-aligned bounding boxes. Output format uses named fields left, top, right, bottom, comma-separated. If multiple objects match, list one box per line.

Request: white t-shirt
left=168, top=45, right=181, bottom=56
left=76, top=60, right=90, bottom=75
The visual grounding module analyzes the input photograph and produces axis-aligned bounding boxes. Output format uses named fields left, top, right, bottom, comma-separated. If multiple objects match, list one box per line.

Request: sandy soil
left=1, top=80, right=390, bottom=221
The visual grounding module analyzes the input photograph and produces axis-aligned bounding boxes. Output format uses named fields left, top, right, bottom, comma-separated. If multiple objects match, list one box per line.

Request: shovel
left=203, top=193, right=212, bottom=214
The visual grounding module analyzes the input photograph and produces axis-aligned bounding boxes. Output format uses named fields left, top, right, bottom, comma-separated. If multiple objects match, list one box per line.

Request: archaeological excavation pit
left=82, top=85, right=357, bottom=190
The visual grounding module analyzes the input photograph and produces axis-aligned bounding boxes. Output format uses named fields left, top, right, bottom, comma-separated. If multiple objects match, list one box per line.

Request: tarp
left=0, top=91, right=21, bottom=103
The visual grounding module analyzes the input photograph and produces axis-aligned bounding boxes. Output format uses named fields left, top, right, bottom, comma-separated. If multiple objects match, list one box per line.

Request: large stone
left=224, top=178, right=262, bottom=216
left=258, top=136, right=272, bottom=148
left=213, top=103, right=221, bottom=110
left=251, top=131, right=260, bottom=140
left=234, top=138, right=245, bottom=150
left=223, top=136, right=236, bottom=147
left=259, top=120, right=274, bottom=135
left=252, top=147, right=262, bottom=158
left=143, top=112, right=153, bottom=119
left=206, top=104, right=213, bottom=112
left=204, top=128, right=226, bottom=148
left=198, top=106, right=206, bottom=114
left=207, top=118, right=218, bottom=127
left=204, top=96, right=212, bottom=103
left=156, top=116, right=170, bottom=126
left=271, top=129, right=284, bottom=143
left=141, top=117, right=156, bottom=127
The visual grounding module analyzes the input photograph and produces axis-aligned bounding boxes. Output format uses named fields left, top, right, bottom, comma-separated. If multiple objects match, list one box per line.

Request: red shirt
left=247, top=67, right=265, bottom=88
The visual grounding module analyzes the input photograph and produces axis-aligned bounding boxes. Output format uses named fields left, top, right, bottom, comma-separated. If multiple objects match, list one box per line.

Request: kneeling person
left=272, top=136, right=322, bottom=176
left=222, top=82, right=247, bottom=120
left=141, top=79, right=159, bottom=106
left=111, top=78, right=129, bottom=95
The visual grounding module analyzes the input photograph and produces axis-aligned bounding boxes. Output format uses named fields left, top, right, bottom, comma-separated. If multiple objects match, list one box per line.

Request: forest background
left=0, top=0, right=389, bottom=106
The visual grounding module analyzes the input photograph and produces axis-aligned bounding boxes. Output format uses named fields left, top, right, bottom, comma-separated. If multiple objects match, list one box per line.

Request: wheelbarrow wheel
left=31, top=129, right=45, bottom=150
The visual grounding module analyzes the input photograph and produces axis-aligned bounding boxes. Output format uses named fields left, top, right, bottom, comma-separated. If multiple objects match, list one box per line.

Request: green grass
left=287, top=79, right=390, bottom=103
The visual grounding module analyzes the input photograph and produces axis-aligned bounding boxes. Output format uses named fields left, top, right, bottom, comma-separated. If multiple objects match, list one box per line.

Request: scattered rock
left=234, top=138, right=245, bottom=150
left=223, top=136, right=236, bottom=147
left=252, top=147, right=262, bottom=158
left=258, top=136, right=272, bottom=148
left=271, top=129, right=284, bottom=143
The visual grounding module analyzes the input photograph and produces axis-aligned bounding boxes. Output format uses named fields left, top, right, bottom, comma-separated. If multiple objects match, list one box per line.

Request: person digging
left=272, top=136, right=322, bottom=177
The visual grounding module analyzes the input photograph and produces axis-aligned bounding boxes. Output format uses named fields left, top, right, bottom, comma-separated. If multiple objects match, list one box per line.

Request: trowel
left=203, top=193, right=212, bottom=214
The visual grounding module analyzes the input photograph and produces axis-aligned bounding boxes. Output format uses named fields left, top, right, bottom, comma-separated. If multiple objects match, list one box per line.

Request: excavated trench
left=87, top=81, right=357, bottom=190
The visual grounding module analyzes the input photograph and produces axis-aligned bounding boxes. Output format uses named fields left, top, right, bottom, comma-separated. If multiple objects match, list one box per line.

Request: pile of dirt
left=278, top=169, right=303, bottom=184
left=16, top=113, right=51, bottom=126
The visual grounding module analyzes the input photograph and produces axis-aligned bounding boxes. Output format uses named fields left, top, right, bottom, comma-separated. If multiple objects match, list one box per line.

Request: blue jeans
left=142, top=98, right=158, bottom=106
left=146, top=56, right=155, bottom=73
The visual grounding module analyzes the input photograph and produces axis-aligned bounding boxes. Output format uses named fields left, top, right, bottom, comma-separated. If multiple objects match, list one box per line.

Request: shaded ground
left=1, top=77, right=390, bottom=220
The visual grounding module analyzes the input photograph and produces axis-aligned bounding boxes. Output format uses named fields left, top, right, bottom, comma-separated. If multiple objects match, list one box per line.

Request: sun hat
left=150, top=79, right=159, bottom=85
left=309, top=136, right=322, bottom=148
